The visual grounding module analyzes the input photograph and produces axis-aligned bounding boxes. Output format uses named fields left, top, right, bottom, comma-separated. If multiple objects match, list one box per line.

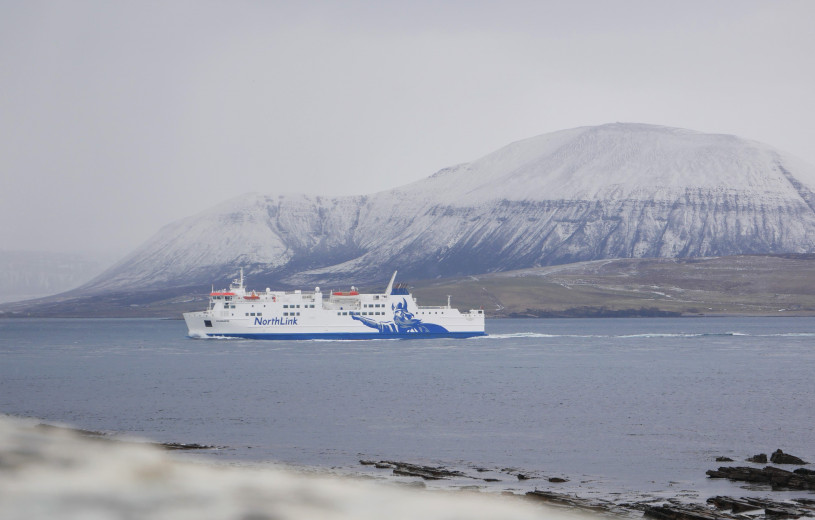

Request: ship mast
left=385, top=271, right=398, bottom=295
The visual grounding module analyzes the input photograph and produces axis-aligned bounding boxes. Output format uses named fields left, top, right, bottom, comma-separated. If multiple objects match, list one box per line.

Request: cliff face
left=80, top=123, right=815, bottom=292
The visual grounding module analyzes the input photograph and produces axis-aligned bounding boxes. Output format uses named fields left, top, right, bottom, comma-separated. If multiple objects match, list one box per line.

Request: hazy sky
left=2, top=0, right=814, bottom=259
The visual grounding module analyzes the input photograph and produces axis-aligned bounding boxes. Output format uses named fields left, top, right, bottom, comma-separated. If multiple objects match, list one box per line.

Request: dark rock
left=516, top=473, right=529, bottom=480
left=525, top=490, right=614, bottom=513
left=716, top=456, right=734, bottom=462
left=794, top=468, right=815, bottom=476
left=706, top=496, right=762, bottom=513
left=377, top=461, right=466, bottom=480
left=159, top=442, right=215, bottom=450
left=359, top=459, right=376, bottom=466
left=706, top=465, right=815, bottom=490
left=644, top=504, right=734, bottom=520
left=739, top=497, right=814, bottom=518
left=748, top=454, right=769, bottom=463
left=548, top=477, right=568, bottom=483
left=771, top=450, right=809, bottom=465
left=482, top=478, right=501, bottom=482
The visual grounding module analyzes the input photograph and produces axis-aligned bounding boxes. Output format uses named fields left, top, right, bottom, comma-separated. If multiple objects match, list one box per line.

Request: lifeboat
left=244, top=292, right=260, bottom=300
left=210, top=292, right=236, bottom=296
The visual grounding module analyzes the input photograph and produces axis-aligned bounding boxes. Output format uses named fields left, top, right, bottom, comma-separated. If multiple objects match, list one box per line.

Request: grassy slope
left=407, top=255, right=815, bottom=317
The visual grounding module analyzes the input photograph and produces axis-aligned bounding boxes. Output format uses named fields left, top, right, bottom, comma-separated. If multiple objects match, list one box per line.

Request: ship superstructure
left=183, top=270, right=485, bottom=339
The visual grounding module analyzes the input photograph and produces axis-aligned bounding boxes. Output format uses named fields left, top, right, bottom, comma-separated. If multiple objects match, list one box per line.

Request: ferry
left=183, top=270, right=486, bottom=339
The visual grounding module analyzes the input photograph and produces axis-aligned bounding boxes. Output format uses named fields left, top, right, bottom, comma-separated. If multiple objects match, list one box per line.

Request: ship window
left=283, top=304, right=288, bottom=308
left=342, top=312, right=348, bottom=316
left=204, top=320, right=212, bottom=328
left=296, top=312, right=300, bottom=316
left=296, top=305, right=300, bottom=308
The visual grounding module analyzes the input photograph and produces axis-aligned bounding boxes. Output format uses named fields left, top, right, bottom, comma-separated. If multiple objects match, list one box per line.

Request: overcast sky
left=2, top=0, right=814, bottom=259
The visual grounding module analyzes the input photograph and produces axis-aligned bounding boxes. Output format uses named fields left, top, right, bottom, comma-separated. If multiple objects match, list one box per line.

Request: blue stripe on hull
left=199, top=331, right=486, bottom=340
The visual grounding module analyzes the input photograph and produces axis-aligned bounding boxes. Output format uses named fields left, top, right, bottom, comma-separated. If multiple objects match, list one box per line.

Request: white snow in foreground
left=0, top=416, right=579, bottom=520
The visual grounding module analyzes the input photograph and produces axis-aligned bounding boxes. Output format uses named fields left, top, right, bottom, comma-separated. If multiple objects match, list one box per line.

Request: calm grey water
left=1, top=317, right=814, bottom=502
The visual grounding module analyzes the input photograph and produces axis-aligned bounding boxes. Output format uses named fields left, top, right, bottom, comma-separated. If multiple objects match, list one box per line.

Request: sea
left=2, top=317, right=814, bottom=506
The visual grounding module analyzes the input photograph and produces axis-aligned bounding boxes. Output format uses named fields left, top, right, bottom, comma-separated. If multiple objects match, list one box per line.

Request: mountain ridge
left=73, top=123, right=815, bottom=294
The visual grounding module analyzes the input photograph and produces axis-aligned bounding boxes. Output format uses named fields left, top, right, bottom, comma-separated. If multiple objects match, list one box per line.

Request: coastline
left=0, top=415, right=576, bottom=520
left=8, top=417, right=813, bottom=520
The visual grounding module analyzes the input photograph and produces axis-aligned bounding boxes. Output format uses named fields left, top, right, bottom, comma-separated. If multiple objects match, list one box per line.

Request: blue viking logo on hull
left=352, top=298, right=449, bottom=334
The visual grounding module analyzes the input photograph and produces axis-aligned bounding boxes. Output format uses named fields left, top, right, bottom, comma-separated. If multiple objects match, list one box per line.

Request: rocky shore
left=5, top=418, right=813, bottom=520
left=359, top=449, right=815, bottom=520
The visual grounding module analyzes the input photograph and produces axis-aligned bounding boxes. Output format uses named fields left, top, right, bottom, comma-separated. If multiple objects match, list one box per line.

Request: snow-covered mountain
left=82, top=123, right=815, bottom=293
left=0, top=251, right=109, bottom=303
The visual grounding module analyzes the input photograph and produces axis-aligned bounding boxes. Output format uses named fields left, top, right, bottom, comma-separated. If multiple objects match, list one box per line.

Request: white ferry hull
left=183, top=312, right=485, bottom=340
left=184, top=271, right=485, bottom=340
